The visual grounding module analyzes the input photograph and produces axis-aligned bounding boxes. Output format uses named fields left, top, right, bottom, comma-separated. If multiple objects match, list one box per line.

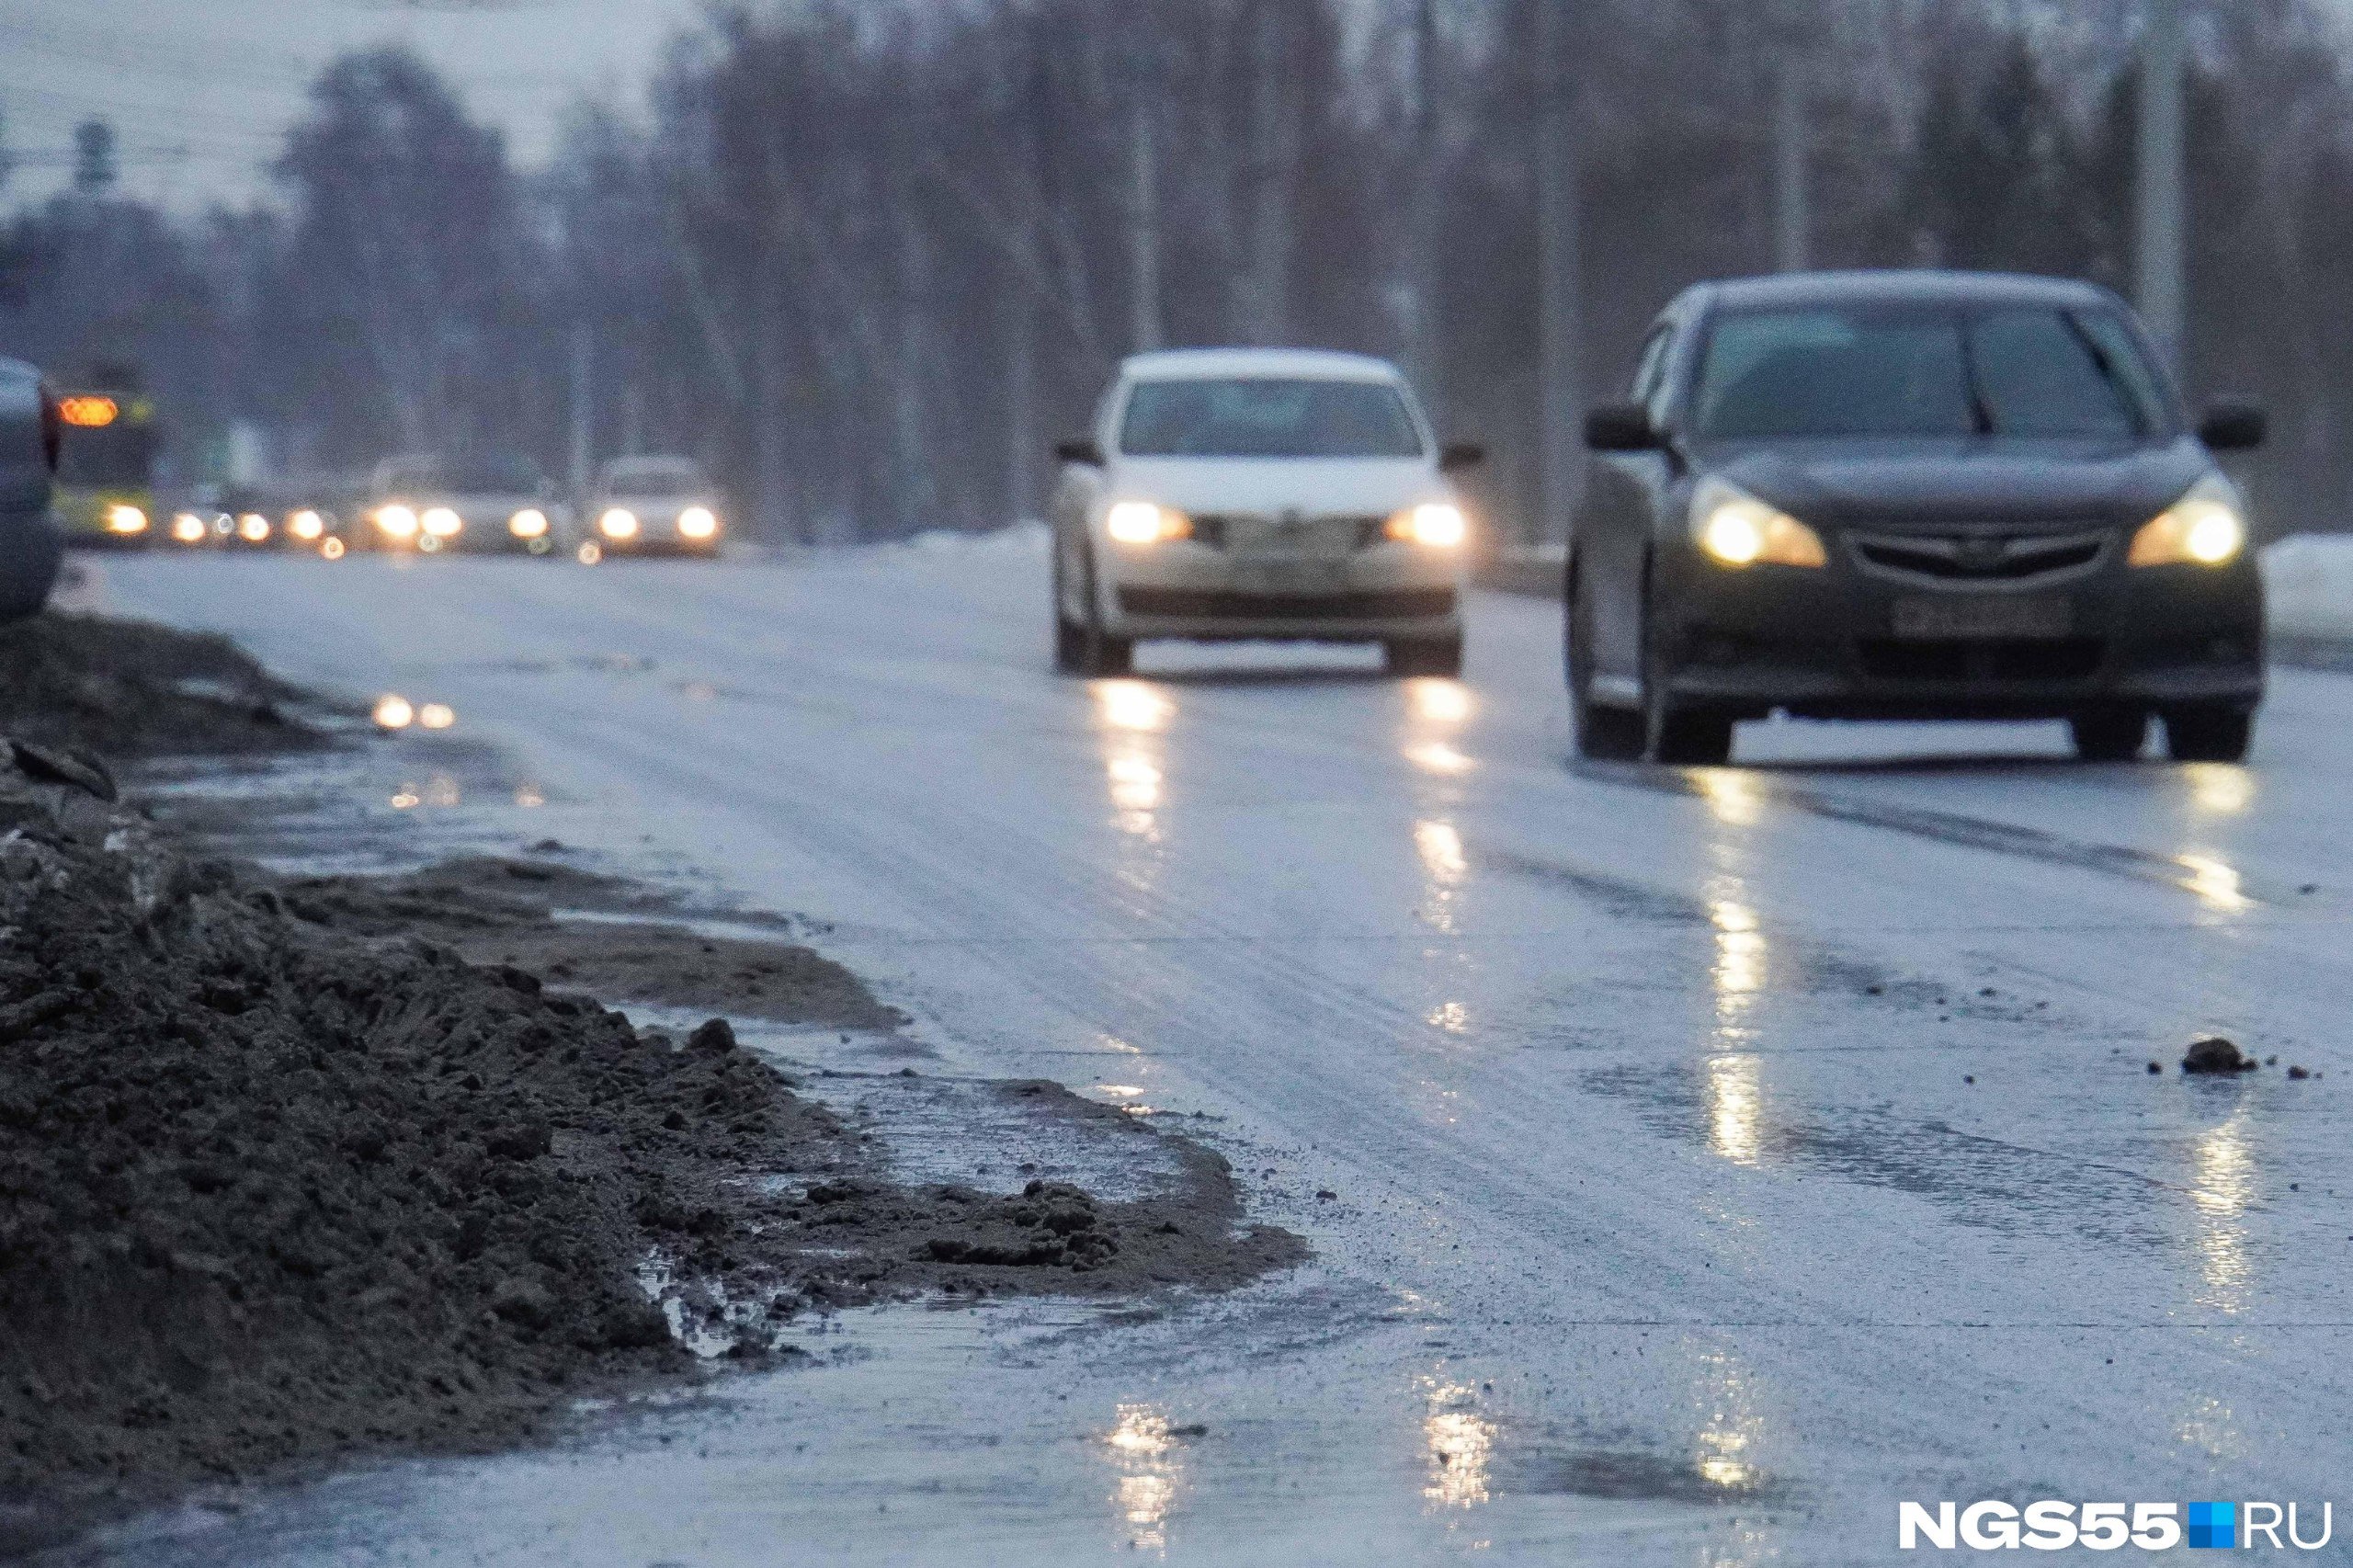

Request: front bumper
left=1100, top=540, right=1461, bottom=642
left=1654, top=543, right=2263, bottom=720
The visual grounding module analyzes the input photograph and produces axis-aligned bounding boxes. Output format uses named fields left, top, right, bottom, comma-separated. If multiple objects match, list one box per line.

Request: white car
left=586, top=455, right=726, bottom=557
left=1050, top=348, right=1481, bottom=676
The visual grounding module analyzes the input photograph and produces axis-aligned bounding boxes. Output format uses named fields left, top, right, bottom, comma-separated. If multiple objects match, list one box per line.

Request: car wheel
left=2163, top=704, right=2254, bottom=763
left=1072, top=545, right=1133, bottom=676
left=1637, top=569, right=1733, bottom=767
left=2068, top=710, right=2148, bottom=762
left=1568, top=557, right=1643, bottom=760
left=1385, top=634, right=1462, bottom=678
left=1051, top=543, right=1084, bottom=673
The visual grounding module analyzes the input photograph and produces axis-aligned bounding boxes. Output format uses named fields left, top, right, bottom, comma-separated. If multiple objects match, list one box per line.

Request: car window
left=605, top=466, right=703, bottom=496
left=1630, top=326, right=1671, bottom=403
left=1119, top=379, right=1423, bottom=459
left=1697, top=309, right=1975, bottom=439
left=1695, top=305, right=2161, bottom=441
left=442, top=456, right=545, bottom=493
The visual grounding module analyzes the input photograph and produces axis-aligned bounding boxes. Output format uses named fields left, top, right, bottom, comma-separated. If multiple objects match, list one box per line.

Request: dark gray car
left=0, top=361, right=63, bottom=623
left=1569, top=271, right=2265, bottom=766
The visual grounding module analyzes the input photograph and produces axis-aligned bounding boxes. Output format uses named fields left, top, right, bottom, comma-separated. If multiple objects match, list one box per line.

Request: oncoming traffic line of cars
left=70, top=450, right=728, bottom=563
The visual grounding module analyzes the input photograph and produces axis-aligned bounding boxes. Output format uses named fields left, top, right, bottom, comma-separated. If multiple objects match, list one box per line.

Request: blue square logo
left=2188, top=1501, right=2237, bottom=1549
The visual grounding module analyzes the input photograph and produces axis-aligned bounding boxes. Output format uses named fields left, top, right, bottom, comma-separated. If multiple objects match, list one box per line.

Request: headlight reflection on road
left=2188, top=1110, right=2256, bottom=1315
left=1706, top=1054, right=1766, bottom=1167
left=1102, top=1403, right=1186, bottom=1555
left=1404, top=741, right=1472, bottom=777
left=1408, top=678, right=1472, bottom=725
left=1690, top=1343, right=1769, bottom=1498
left=2175, top=852, right=2250, bottom=914
left=1097, top=679, right=1172, bottom=733
left=1694, top=768, right=1767, bottom=828
left=2183, top=762, right=2254, bottom=817
left=1420, top=1381, right=1496, bottom=1510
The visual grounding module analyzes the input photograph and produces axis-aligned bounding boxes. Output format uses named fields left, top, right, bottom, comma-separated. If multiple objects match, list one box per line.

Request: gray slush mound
left=0, top=791, right=1305, bottom=1551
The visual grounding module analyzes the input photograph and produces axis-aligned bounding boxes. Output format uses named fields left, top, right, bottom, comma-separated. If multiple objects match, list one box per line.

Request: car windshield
left=1119, top=378, right=1423, bottom=459
left=606, top=465, right=703, bottom=496
left=441, top=456, right=544, bottom=493
left=58, top=422, right=157, bottom=487
left=1692, top=305, right=2168, bottom=441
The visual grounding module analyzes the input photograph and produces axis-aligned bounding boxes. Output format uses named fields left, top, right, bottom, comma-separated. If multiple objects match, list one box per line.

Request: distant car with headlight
left=1571, top=271, right=2266, bottom=765
left=361, top=453, right=563, bottom=555
left=585, top=455, right=725, bottom=557
left=1051, top=348, right=1480, bottom=676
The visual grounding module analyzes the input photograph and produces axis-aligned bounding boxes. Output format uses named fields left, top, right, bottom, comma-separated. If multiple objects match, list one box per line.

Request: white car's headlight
left=171, top=512, right=208, bottom=543
left=105, top=504, right=148, bottom=534
left=1105, top=500, right=1189, bottom=545
left=375, top=505, right=419, bottom=540
left=289, top=509, right=325, bottom=540
left=1384, top=502, right=1467, bottom=548
left=508, top=508, right=549, bottom=539
left=421, top=506, right=463, bottom=538
left=677, top=506, right=718, bottom=540
left=1689, top=475, right=1827, bottom=568
left=599, top=507, right=640, bottom=540
left=237, top=513, right=270, bottom=542
left=2130, top=474, right=2245, bottom=567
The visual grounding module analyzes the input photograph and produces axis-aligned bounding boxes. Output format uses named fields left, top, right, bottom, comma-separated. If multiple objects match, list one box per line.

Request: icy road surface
left=71, top=538, right=2353, bottom=1564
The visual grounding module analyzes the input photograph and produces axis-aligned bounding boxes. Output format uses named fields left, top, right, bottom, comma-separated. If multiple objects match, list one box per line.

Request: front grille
left=1119, top=586, right=1455, bottom=620
left=1857, top=637, right=2104, bottom=682
left=1849, top=528, right=2109, bottom=585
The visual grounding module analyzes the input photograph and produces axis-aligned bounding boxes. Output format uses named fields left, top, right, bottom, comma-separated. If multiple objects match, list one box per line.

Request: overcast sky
left=0, top=0, right=712, bottom=213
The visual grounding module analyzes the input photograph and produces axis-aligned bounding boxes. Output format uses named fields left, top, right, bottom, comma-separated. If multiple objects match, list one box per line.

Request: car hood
left=1703, top=437, right=2214, bottom=530
left=1105, top=456, right=1444, bottom=517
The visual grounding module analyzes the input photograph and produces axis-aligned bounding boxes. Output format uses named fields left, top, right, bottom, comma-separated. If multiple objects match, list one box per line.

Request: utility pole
left=1129, top=104, right=1163, bottom=353
left=567, top=321, right=592, bottom=503
left=1534, top=0, right=1583, bottom=546
left=1770, top=61, right=1810, bottom=273
left=1406, top=0, right=1442, bottom=415
left=2135, top=0, right=2187, bottom=371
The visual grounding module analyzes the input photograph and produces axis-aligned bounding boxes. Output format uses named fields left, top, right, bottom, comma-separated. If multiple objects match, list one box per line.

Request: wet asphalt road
left=71, top=538, right=2353, bottom=1564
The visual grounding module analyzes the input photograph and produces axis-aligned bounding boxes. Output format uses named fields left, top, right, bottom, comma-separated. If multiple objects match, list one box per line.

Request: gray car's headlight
left=1688, top=475, right=1827, bottom=569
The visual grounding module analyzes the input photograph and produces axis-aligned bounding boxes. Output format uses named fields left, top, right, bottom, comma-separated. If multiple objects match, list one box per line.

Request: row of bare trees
left=6, top=0, right=2353, bottom=540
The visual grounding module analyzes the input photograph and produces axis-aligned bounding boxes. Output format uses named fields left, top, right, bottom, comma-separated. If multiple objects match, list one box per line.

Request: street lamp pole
left=2135, top=0, right=2187, bottom=371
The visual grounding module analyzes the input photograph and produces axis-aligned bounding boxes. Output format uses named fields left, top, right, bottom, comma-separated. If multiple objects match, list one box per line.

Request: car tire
left=1567, top=558, right=1643, bottom=760
left=1067, top=544, right=1132, bottom=676
left=2163, top=704, right=2254, bottom=763
left=2068, top=710, right=2148, bottom=762
left=1385, top=634, right=1462, bottom=678
left=1637, top=567, right=1733, bottom=767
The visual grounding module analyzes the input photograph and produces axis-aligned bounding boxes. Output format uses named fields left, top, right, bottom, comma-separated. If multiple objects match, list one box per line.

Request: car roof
left=1120, top=347, right=1404, bottom=383
left=1680, top=269, right=2121, bottom=315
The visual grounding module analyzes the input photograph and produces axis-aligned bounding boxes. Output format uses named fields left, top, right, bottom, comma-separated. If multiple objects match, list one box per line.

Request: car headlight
left=237, top=513, right=270, bottom=542
left=105, top=504, right=147, bottom=534
left=289, top=509, right=324, bottom=540
left=421, top=506, right=463, bottom=538
left=171, top=512, right=208, bottom=543
left=1384, top=502, right=1467, bottom=548
left=2129, top=474, right=2245, bottom=567
left=375, top=505, right=419, bottom=540
left=599, top=507, right=640, bottom=540
left=1689, top=475, right=1827, bottom=568
left=508, top=508, right=549, bottom=539
left=677, top=506, right=718, bottom=540
left=1105, top=500, right=1190, bottom=545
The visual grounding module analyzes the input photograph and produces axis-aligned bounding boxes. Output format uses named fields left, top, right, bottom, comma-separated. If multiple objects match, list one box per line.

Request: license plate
left=1891, top=595, right=2071, bottom=640
left=1237, top=561, right=1339, bottom=594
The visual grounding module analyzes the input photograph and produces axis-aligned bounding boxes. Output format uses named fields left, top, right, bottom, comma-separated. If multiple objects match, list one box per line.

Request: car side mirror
left=1438, top=441, right=1485, bottom=473
left=1055, top=437, right=1105, bottom=466
left=2198, top=399, right=2267, bottom=452
left=1584, top=403, right=1662, bottom=453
